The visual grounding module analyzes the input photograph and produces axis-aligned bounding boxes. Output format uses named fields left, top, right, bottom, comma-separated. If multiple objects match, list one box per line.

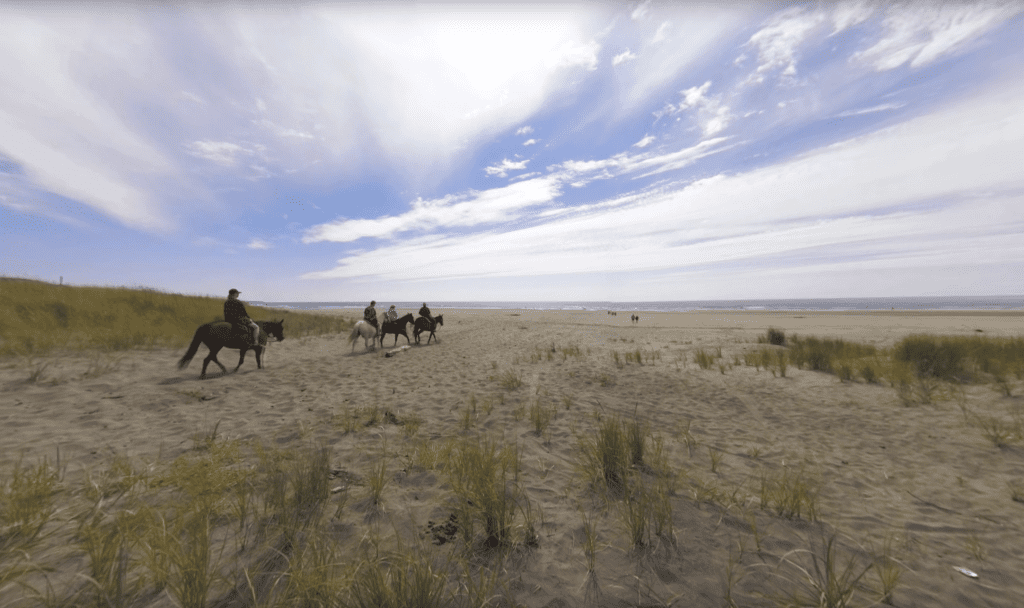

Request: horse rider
left=364, top=300, right=379, bottom=333
left=384, top=304, right=398, bottom=324
left=225, top=289, right=260, bottom=345
left=419, top=302, right=435, bottom=326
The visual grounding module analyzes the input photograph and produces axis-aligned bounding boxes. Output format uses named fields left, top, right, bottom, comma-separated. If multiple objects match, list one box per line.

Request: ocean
left=249, top=296, right=1024, bottom=312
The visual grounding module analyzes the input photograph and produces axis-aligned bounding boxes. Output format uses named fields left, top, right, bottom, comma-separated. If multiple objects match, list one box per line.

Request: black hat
left=229, top=288, right=241, bottom=295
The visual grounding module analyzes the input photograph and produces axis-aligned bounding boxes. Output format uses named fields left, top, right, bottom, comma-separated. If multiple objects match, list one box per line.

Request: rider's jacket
left=364, top=305, right=378, bottom=324
left=419, top=306, right=431, bottom=318
left=384, top=310, right=398, bottom=323
left=224, top=299, right=250, bottom=325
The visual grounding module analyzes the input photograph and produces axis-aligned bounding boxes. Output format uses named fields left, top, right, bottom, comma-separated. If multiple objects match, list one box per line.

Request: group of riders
left=361, top=300, right=435, bottom=333
left=221, top=289, right=437, bottom=346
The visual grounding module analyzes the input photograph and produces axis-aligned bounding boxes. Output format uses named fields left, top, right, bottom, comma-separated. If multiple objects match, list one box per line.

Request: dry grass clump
left=694, top=348, right=718, bottom=370
left=0, top=455, right=62, bottom=545
left=577, top=416, right=631, bottom=493
left=759, top=466, right=821, bottom=521
left=760, top=530, right=876, bottom=608
left=788, top=336, right=877, bottom=374
left=0, top=278, right=352, bottom=358
left=495, top=368, right=523, bottom=390
left=575, top=414, right=677, bottom=555
left=445, top=437, right=532, bottom=551
left=759, top=327, right=787, bottom=346
left=529, top=400, right=557, bottom=436
left=961, top=405, right=1024, bottom=448
left=745, top=348, right=789, bottom=377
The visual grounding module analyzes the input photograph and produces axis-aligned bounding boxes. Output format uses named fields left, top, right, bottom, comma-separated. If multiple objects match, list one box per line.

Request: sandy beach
left=2, top=307, right=1023, bottom=607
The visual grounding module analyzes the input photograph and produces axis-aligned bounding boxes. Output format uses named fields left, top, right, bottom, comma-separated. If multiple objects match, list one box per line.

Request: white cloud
left=633, top=134, right=656, bottom=148
left=652, top=21, right=672, bottom=44
left=657, top=81, right=733, bottom=138
left=511, top=171, right=541, bottom=181
left=834, top=102, right=905, bottom=118
left=303, top=75, right=1024, bottom=283
left=187, top=141, right=247, bottom=166
left=302, top=176, right=562, bottom=244
left=631, top=1, right=651, bottom=21
left=484, top=158, right=530, bottom=178
left=256, top=118, right=315, bottom=139
left=580, top=6, right=753, bottom=123
left=854, top=3, right=1022, bottom=71
left=830, top=1, right=875, bottom=35
left=96, top=6, right=616, bottom=190
left=247, top=238, right=272, bottom=250
left=523, top=139, right=538, bottom=146
left=0, top=11, right=178, bottom=231
left=744, top=6, right=826, bottom=82
left=516, top=126, right=534, bottom=136
left=613, top=49, right=637, bottom=65
left=678, top=81, right=711, bottom=109
left=554, top=137, right=729, bottom=183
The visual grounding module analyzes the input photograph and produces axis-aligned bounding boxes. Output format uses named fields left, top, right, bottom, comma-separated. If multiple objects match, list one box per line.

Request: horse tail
left=178, top=325, right=205, bottom=369
left=348, top=324, right=359, bottom=344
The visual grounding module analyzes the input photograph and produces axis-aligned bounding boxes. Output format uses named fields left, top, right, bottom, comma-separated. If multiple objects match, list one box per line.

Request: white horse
left=348, top=320, right=379, bottom=353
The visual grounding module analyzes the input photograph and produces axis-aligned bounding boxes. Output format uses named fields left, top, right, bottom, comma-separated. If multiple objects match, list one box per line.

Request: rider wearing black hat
left=225, top=289, right=260, bottom=345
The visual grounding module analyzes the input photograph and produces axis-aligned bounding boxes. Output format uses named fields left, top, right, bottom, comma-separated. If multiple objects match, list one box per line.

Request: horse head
left=435, top=314, right=444, bottom=326
left=400, top=313, right=415, bottom=325
left=265, top=319, right=286, bottom=341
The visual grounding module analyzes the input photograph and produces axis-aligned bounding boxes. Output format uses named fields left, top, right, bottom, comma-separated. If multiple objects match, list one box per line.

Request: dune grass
left=745, top=329, right=1024, bottom=402
left=762, top=530, right=875, bottom=608
left=0, top=411, right=918, bottom=608
left=0, top=278, right=352, bottom=358
left=759, top=466, right=821, bottom=522
left=445, top=437, right=527, bottom=552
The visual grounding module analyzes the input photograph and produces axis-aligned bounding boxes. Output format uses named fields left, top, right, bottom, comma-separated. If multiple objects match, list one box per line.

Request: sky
left=2, top=1, right=1023, bottom=302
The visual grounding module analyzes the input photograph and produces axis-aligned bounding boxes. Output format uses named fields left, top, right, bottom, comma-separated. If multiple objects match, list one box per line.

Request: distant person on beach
left=384, top=305, right=398, bottom=323
left=224, top=289, right=260, bottom=345
left=419, top=302, right=435, bottom=325
left=364, top=301, right=379, bottom=330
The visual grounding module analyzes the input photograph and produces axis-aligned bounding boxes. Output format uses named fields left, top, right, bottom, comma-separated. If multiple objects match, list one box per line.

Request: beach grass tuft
left=759, top=466, right=821, bottom=521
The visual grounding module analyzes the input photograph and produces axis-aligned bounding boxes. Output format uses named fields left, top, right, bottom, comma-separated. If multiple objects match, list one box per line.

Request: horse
left=379, top=313, right=415, bottom=347
left=178, top=319, right=285, bottom=379
left=413, top=314, right=444, bottom=345
left=348, top=320, right=379, bottom=353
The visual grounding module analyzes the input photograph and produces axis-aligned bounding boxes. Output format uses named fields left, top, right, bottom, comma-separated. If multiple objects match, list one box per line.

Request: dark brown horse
left=413, top=314, right=443, bottom=345
left=178, top=319, right=285, bottom=379
left=379, top=313, right=415, bottom=347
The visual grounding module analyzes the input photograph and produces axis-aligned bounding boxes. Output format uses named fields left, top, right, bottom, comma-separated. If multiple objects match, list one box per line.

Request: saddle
left=222, top=321, right=259, bottom=346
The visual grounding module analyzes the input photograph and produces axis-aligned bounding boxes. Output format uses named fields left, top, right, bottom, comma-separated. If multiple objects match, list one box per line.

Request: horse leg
left=203, top=347, right=227, bottom=379
left=255, top=346, right=263, bottom=369
left=234, top=347, right=247, bottom=372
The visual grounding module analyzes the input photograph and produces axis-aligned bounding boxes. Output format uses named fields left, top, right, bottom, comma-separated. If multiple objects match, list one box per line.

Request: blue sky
left=2, top=1, right=1023, bottom=302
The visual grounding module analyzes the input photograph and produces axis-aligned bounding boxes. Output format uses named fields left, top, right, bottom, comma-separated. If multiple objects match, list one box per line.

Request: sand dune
left=2, top=308, right=1023, bottom=607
